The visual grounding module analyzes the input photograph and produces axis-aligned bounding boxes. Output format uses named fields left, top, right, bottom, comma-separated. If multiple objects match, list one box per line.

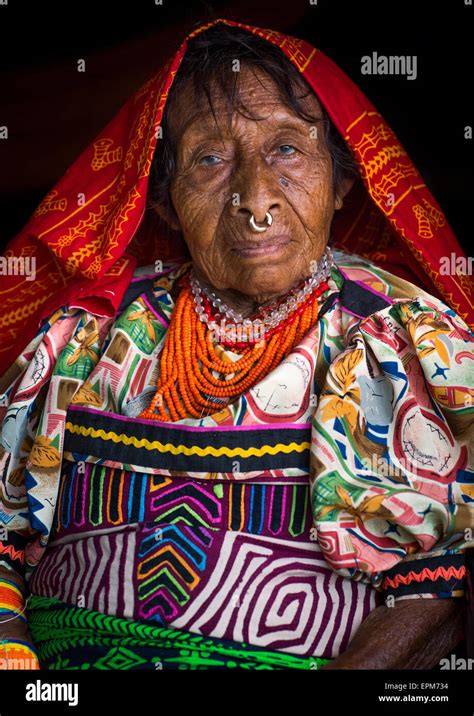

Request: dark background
left=0, top=0, right=472, bottom=253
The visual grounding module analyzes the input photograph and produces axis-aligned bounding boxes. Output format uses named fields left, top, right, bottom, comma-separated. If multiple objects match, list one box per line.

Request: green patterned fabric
left=27, top=595, right=330, bottom=670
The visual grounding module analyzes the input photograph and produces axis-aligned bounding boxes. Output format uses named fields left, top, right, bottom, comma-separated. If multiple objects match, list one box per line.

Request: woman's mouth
left=231, top=235, right=293, bottom=259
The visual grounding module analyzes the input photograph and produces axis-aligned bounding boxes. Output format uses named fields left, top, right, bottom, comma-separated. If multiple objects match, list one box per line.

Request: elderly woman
left=0, top=20, right=473, bottom=671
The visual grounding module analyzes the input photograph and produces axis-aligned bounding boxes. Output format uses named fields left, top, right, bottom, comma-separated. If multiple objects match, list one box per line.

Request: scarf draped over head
left=1, top=18, right=472, bottom=375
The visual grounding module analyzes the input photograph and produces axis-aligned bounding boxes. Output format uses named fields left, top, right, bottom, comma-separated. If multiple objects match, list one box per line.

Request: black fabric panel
left=340, top=278, right=391, bottom=318
left=118, top=277, right=154, bottom=313
left=64, top=408, right=311, bottom=473
left=382, top=553, right=466, bottom=599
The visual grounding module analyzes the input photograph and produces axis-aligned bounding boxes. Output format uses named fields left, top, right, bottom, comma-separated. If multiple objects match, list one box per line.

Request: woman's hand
left=320, top=598, right=465, bottom=670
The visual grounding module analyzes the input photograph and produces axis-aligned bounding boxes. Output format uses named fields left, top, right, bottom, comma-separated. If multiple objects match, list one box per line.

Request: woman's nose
left=229, top=159, right=282, bottom=223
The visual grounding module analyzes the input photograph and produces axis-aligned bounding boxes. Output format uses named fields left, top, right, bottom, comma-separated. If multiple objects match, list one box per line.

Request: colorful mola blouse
left=0, top=250, right=472, bottom=660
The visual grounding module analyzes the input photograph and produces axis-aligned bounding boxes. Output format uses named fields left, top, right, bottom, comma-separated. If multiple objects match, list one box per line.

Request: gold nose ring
left=249, top=212, right=273, bottom=233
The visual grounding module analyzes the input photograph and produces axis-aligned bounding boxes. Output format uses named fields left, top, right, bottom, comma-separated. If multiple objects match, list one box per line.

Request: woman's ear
left=334, top=175, right=356, bottom=211
left=151, top=201, right=182, bottom=232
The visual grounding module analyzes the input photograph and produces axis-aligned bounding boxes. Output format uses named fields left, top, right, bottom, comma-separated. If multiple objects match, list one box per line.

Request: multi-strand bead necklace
left=139, top=248, right=334, bottom=421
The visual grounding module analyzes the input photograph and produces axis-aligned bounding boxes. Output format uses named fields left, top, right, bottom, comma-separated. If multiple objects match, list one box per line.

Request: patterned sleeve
left=310, top=295, right=474, bottom=600
left=0, top=306, right=112, bottom=603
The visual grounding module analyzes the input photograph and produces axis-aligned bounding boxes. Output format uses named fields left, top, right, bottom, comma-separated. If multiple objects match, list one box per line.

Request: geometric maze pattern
left=37, top=458, right=376, bottom=657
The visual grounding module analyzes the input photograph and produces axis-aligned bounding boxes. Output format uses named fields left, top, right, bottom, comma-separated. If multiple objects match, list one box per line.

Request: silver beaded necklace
left=189, top=246, right=335, bottom=334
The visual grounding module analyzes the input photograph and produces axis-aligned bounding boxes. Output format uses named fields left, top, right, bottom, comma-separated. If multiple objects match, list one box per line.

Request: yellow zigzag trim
left=65, top=422, right=310, bottom=458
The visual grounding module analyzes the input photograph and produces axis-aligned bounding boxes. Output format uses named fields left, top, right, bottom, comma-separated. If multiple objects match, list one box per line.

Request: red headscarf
left=1, top=18, right=472, bottom=375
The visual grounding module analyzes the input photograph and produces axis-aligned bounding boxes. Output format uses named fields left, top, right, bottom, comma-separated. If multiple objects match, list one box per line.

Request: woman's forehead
left=179, top=109, right=317, bottom=145
left=168, top=65, right=322, bottom=142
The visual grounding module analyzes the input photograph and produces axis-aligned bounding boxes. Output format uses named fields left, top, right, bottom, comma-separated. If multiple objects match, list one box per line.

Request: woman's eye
left=198, top=155, right=221, bottom=166
left=278, top=144, right=296, bottom=156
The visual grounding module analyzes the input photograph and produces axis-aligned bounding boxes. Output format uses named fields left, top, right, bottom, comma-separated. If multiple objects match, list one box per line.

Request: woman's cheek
left=175, top=188, right=222, bottom=243
left=286, top=173, right=334, bottom=223
left=306, top=167, right=336, bottom=215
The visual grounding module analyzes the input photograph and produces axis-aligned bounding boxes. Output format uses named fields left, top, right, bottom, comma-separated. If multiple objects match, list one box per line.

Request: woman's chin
left=231, top=267, right=295, bottom=303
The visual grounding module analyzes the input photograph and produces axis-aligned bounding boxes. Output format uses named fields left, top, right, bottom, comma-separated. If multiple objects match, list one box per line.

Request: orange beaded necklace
left=139, top=272, right=329, bottom=422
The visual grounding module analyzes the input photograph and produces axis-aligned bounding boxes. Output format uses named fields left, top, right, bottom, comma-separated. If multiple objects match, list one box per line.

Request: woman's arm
left=0, top=306, right=107, bottom=669
left=321, top=598, right=465, bottom=670
left=311, top=297, right=473, bottom=669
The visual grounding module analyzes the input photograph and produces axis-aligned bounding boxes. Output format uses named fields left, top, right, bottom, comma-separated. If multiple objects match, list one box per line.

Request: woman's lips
left=231, top=235, right=293, bottom=259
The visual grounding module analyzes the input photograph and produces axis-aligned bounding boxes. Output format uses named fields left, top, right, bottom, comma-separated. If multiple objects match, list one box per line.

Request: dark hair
left=147, top=24, right=359, bottom=218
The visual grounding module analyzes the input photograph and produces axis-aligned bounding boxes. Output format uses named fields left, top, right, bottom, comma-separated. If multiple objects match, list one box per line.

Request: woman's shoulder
left=332, top=249, right=469, bottom=329
left=116, top=260, right=192, bottom=313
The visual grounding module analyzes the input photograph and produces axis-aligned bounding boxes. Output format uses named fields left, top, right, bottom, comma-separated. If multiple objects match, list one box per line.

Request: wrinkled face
left=164, top=65, right=346, bottom=300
